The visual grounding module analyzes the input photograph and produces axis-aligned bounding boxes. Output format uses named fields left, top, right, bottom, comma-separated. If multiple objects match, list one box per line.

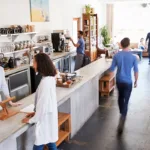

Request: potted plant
left=100, top=26, right=111, bottom=47
left=85, top=4, right=91, bottom=14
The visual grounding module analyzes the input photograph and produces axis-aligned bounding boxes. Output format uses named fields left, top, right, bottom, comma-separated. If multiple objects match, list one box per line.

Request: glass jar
left=11, top=43, right=15, bottom=52
left=31, top=41, right=36, bottom=48
left=23, top=41, right=27, bottom=49
left=19, top=42, right=24, bottom=50
left=27, top=41, right=31, bottom=48
left=15, top=43, right=20, bottom=50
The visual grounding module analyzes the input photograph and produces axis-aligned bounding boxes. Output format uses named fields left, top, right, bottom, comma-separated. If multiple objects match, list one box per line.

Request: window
left=113, top=3, right=150, bottom=43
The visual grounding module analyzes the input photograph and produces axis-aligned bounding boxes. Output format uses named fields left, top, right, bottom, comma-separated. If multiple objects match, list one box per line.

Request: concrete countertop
left=50, top=50, right=76, bottom=60
left=0, top=58, right=111, bottom=143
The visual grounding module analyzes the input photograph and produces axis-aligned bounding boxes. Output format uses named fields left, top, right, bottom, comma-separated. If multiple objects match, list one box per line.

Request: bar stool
left=99, top=74, right=115, bottom=97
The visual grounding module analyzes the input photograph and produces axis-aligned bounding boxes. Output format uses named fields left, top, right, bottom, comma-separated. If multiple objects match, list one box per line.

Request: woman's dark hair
left=120, top=38, right=130, bottom=48
left=34, top=53, right=57, bottom=77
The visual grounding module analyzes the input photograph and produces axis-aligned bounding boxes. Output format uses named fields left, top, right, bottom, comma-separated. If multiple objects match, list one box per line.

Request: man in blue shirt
left=109, top=38, right=139, bottom=134
left=70, top=31, right=85, bottom=71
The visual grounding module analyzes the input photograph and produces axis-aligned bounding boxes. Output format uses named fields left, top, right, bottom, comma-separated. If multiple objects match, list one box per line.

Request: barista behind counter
left=70, top=31, right=85, bottom=71
left=0, top=66, right=21, bottom=106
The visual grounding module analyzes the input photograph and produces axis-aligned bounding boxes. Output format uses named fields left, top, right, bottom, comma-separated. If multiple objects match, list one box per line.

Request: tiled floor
left=59, top=58, right=150, bottom=150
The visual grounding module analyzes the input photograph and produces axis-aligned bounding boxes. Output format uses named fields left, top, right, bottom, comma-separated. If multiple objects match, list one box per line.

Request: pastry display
left=56, top=73, right=82, bottom=88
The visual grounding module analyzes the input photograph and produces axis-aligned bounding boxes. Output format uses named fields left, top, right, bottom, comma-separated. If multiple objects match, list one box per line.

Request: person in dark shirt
left=109, top=38, right=139, bottom=134
left=70, top=31, right=85, bottom=71
left=146, top=33, right=150, bottom=64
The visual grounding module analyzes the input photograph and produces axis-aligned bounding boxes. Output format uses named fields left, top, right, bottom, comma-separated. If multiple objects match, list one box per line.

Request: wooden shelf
left=0, top=32, right=37, bottom=37
left=44, top=112, right=71, bottom=149
left=3, top=46, right=39, bottom=55
left=56, top=130, right=70, bottom=146
left=56, top=112, right=71, bottom=146
left=58, top=112, right=70, bottom=126
left=0, top=32, right=38, bottom=42
left=83, top=13, right=98, bottom=61
left=91, top=24, right=97, bottom=26
left=91, top=35, right=96, bottom=38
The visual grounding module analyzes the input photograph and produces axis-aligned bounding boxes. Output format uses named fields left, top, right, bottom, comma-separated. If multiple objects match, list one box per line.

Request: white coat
left=29, top=77, right=58, bottom=146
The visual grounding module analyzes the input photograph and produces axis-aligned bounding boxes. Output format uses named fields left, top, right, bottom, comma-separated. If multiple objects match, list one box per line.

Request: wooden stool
left=44, top=112, right=71, bottom=149
left=99, top=74, right=115, bottom=97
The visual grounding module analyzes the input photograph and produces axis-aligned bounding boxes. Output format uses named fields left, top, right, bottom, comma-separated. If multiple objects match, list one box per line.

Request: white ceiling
left=99, top=0, right=150, bottom=3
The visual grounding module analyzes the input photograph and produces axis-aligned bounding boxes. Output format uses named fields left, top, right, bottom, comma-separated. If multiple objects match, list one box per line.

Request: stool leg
left=64, top=117, right=71, bottom=142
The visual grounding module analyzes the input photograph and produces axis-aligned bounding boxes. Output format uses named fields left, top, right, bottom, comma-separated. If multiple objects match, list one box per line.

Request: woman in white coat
left=22, top=53, right=58, bottom=150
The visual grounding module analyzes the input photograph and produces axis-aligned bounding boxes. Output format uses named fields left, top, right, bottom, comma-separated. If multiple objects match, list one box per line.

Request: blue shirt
left=110, top=51, right=138, bottom=84
left=77, top=38, right=85, bottom=54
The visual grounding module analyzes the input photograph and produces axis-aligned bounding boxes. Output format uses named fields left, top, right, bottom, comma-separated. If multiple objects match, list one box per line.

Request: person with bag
left=22, top=53, right=58, bottom=150
left=82, top=54, right=91, bottom=67
left=109, top=38, right=139, bottom=134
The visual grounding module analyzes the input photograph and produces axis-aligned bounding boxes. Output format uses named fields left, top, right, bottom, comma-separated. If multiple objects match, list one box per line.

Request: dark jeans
left=116, top=82, right=132, bottom=117
left=33, top=143, right=57, bottom=150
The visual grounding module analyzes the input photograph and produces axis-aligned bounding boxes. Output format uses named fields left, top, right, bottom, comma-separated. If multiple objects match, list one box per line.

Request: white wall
left=0, top=0, right=106, bottom=35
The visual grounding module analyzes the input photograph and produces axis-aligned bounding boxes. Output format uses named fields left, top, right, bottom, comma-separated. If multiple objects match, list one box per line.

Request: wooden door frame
left=73, top=18, right=81, bottom=31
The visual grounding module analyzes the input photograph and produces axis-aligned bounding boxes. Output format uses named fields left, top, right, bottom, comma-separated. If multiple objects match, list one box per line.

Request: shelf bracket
left=11, top=35, right=18, bottom=42
left=7, top=34, right=12, bottom=41
left=31, top=33, right=36, bottom=40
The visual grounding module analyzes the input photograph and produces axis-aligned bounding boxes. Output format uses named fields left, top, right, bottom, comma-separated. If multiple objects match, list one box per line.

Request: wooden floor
left=59, top=58, right=150, bottom=150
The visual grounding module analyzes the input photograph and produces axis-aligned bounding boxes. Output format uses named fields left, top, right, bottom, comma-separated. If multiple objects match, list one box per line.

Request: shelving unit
left=0, top=32, right=40, bottom=67
left=0, top=32, right=37, bottom=42
left=82, top=13, right=98, bottom=62
left=2, top=46, right=39, bottom=55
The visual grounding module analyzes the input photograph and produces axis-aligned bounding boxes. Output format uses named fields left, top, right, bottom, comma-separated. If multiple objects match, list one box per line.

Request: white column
left=106, top=4, right=114, bottom=38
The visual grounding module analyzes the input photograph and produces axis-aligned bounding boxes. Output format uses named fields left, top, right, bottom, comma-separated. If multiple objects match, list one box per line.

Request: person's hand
left=26, top=112, right=35, bottom=118
left=9, top=101, right=22, bottom=107
left=134, top=81, right=137, bottom=88
left=22, top=118, right=30, bottom=123
left=69, top=37, right=73, bottom=42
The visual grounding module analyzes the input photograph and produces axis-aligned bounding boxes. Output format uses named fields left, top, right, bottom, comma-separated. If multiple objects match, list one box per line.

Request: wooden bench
left=99, top=74, right=115, bottom=97
left=44, top=112, right=71, bottom=149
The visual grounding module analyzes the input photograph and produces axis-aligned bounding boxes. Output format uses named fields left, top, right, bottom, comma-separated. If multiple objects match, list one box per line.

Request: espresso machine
left=64, top=37, right=71, bottom=52
left=51, top=33, right=65, bottom=52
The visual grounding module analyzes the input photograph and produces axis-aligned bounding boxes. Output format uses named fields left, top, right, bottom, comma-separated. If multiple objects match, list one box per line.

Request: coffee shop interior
left=0, top=0, right=150, bottom=150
